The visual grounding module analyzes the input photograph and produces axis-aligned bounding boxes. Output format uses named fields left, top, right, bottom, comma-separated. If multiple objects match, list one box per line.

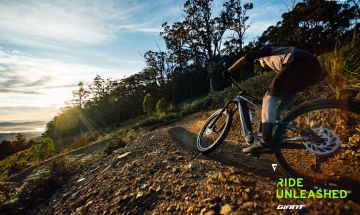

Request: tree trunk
left=208, top=61, right=215, bottom=92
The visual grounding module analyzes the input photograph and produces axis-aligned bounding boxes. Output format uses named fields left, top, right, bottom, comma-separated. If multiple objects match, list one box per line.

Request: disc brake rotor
left=303, top=128, right=341, bottom=157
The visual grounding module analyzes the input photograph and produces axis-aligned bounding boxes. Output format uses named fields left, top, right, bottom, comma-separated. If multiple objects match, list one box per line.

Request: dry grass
left=320, top=37, right=360, bottom=98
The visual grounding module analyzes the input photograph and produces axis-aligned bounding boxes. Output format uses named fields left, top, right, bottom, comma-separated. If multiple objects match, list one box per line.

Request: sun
left=39, top=87, right=75, bottom=107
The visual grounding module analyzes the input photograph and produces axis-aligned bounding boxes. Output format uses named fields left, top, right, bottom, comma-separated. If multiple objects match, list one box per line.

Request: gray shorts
left=268, top=56, right=325, bottom=98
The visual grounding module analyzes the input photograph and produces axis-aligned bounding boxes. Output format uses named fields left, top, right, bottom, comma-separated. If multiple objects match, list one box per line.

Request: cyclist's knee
left=262, top=93, right=281, bottom=123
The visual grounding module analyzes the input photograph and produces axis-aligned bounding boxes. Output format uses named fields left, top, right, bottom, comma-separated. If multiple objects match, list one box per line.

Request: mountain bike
left=197, top=77, right=360, bottom=192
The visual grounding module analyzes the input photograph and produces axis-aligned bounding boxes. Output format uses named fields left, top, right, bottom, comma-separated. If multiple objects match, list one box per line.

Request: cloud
left=246, top=20, right=281, bottom=36
left=0, top=0, right=137, bottom=49
left=116, top=24, right=163, bottom=34
left=0, top=0, right=186, bottom=123
left=0, top=0, right=183, bottom=50
left=243, top=1, right=288, bottom=43
left=0, top=106, right=55, bottom=114
left=0, top=48, right=117, bottom=80
left=0, top=106, right=59, bottom=122
left=0, top=47, right=124, bottom=109
left=0, top=89, right=42, bottom=95
left=105, top=58, right=143, bottom=65
left=0, top=73, right=52, bottom=89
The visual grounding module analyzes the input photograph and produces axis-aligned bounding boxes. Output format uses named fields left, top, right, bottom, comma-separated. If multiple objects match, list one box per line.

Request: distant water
left=0, top=127, right=45, bottom=134
left=0, top=131, right=43, bottom=142
left=0, top=121, right=46, bottom=133
left=0, top=121, right=46, bottom=141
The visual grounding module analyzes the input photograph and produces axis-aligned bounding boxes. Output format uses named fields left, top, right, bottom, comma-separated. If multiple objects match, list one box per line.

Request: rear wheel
left=273, top=100, right=360, bottom=192
left=197, top=108, right=232, bottom=154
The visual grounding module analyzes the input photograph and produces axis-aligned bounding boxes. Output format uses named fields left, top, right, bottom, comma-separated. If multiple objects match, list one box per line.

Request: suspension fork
left=208, top=100, right=233, bottom=129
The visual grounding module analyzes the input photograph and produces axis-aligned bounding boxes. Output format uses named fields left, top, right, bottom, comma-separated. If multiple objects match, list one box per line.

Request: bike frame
left=209, top=78, right=261, bottom=140
left=208, top=77, right=324, bottom=149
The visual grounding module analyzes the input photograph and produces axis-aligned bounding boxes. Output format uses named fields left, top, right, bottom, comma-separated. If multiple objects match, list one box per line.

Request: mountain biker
left=222, top=45, right=325, bottom=154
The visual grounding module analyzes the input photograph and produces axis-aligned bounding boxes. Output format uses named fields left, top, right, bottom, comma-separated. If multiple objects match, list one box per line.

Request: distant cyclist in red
left=222, top=45, right=324, bottom=154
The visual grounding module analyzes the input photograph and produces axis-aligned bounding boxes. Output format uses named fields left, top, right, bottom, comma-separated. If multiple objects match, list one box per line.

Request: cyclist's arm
left=245, top=45, right=272, bottom=60
left=228, top=46, right=272, bottom=73
left=228, top=56, right=247, bottom=73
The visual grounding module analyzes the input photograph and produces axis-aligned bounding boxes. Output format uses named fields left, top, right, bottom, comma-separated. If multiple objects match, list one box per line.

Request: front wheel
left=197, top=108, right=232, bottom=154
left=273, top=99, right=360, bottom=192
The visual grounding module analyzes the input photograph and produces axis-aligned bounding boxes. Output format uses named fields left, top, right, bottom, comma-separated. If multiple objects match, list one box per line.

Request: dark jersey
left=245, top=46, right=313, bottom=73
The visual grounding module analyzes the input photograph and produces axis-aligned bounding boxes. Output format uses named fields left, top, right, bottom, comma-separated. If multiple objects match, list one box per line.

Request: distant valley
left=0, top=121, right=46, bottom=142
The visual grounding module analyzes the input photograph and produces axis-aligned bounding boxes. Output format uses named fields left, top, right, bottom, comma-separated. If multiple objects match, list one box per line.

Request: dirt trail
left=168, top=127, right=276, bottom=179
left=29, top=112, right=359, bottom=214
left=7, top=138, right=113, bottom=184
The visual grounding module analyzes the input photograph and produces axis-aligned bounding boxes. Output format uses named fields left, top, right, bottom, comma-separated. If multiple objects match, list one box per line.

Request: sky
left=0, top=0, right=289, bottom=125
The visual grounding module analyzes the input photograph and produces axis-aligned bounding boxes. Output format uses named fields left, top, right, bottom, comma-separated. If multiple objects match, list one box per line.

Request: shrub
left=136, top=116, right=161, bottom=127
left=12, top=166, right=56, bottom=214
left=49, top=158, right=74, bottom=181
left=104, top=139, right=126, bottom=155
left=156, top=98, right=169, bottom=114
left=143, top=93, right=155, bottom=113
left=32, top=138, right=55, bottom=160
left=179, top=96, right=214, bottom=116
left=320, top=38, right=360, bottom=98
left=168, top=102, right=175, bottom=112
left=124, top=129, right=137, bottom=142
left=71, top=131, right=102, bottom=150
left=158, top=112, right=180, bottom=121
left=0, top=138, right=55, bottom=180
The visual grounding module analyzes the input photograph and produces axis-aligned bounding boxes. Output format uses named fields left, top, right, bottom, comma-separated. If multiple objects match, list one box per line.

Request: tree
left=156, top=98, right=169, bottom=114
left=161, top=0, right=254, bottom=92
left=144, top=50, right=168, bottom=86
left=284, top=0, right=299, bottom=11
left=162, top=0, right=229, bottom=92
left=222, top=0, right=253, bottom=54
left=16, top=133, right=26, bottom=146
left=0, top=140, right=13, bottom=160
left=258, top=0, right=359, bottom=54
left=184, top=0, right=229, bottom=92
left=88, top=75, right=113, bottom=103
left=161, top=21, right=191, bottom=72
left=143, top=93, right=155, bottom=113
left=72, top=81, right=88, bottom=108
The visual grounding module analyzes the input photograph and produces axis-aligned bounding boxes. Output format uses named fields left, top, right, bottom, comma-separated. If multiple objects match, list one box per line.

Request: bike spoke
left=278, top=141, right=307, bottom=149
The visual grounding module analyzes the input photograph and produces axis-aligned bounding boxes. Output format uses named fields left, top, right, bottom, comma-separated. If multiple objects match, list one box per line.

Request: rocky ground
left=28, top=123, right=359, bottom=215
left=0, top=111, right=359, bottom=214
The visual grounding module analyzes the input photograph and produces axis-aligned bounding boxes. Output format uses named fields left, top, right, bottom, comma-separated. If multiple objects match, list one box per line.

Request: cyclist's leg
left=261, top=92, right=281, bottom=142
left=243, top=92, right=282, bottom=153
left=243, top=76, right=292, bottom=153
left=277, top=97, right=294, bottom=120
left=267, top=56, right=324, bottom=136
left=243, top=56, right=323, bottom=153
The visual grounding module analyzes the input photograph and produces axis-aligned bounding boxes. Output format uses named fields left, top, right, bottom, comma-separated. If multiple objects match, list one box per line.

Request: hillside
left=2, top=113, right=357, bottom=214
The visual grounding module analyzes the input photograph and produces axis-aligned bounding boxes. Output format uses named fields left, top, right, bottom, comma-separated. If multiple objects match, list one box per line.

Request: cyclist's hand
left=222, top=70, right=232, bottom=79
